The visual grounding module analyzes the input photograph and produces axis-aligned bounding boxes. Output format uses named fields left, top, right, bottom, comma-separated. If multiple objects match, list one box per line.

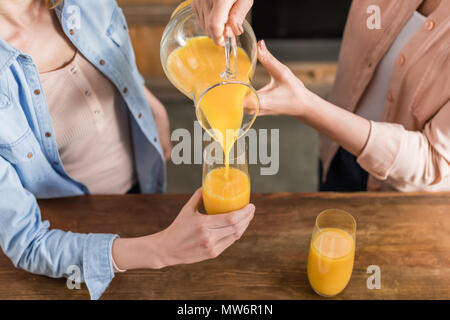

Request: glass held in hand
left=202, top=139, right=250, bottom=215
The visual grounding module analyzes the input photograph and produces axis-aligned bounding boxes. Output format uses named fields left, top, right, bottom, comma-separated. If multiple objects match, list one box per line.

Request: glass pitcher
left=160, top=0, right=259, bottom=143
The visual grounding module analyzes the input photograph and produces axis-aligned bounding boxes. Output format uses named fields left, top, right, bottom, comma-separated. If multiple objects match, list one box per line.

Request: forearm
left=256, top=40, right=370, bottom=157
left=0, top=158, right=119, bottom=300
left=112, top=232, right=166, bottom=271
left=144, top=86, right=169, bottom=125
left=299, top=94, right=450, bottom=187
left=298, top=91, right=371, bottom=156
left=256, top=41, right=450, bottom=189
left=143, top=85, right=172, bottom=160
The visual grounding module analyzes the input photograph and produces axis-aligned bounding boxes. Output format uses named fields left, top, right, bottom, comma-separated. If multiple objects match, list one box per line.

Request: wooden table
left=1, top=192, right=449, bottom=300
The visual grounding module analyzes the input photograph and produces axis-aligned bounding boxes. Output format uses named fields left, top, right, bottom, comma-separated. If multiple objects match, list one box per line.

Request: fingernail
left=248, top=204, right=255, bottom=214
left=259, top=39, right=266, bottom=50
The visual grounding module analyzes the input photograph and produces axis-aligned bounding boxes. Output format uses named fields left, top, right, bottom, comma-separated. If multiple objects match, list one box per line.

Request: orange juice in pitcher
left=161, top=0, right=259, bottom=158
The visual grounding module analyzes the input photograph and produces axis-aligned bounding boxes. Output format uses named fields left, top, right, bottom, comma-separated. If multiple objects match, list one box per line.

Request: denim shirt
left=0, top=0, right=165, bottom=299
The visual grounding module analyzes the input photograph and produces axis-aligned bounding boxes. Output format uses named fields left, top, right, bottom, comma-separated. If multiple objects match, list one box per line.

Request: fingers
left=194, top=0, right=253, bottom=46
left=256, top=39, right=295, bottom=117
left=193, top=2, right=205, bottom=30
left=199, top=2, right=208, bottom=32
left=257, top=40, right=289, bottom=81
left=204, top=203, right=255, bottom=228
left=210, top=209, right=254, bottom=241
left=211, top=217, right=252, bottom=257
left=228, top=0, right=253, bottom=35
left=223, top=24, right=235, bottom=40
left=192, top=1, right=203, bottom=30
left=199, top=212, right=252, bottom=260
left=208, top=0, right=236, bottom=45
left=184, top=188, right=203, bottom=211
left=255, top=89, right=274, bottom=116
left=193, top=0, right=210, bottom=34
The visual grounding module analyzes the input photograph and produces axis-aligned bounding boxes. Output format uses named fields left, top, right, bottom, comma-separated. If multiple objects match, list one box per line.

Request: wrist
left=112, top=234, right=167, bottom=270
left=296, top=88, right=320, bottom=119
left=142, top=231, right=169, bottom=269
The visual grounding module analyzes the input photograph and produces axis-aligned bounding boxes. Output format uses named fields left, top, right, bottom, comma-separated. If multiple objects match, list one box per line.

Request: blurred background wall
left=117, top=0, right=352, bottom=193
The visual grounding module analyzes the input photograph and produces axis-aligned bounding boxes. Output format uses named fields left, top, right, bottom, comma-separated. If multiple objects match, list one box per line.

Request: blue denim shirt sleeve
left=0, top=156, right=118, bottom=300
left=0, top=0, right=165, bottom=300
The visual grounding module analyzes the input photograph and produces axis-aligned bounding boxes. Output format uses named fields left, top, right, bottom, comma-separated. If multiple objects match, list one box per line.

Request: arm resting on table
left=0, top=157, right=118, bottom=300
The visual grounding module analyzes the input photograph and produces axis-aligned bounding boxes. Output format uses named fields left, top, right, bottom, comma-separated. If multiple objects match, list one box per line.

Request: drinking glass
left=307, top=209, right=356, bottom=297
left=202, top=139, right=250, bottom=215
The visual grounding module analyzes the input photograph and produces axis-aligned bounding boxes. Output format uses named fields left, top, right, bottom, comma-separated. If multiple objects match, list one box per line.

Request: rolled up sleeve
left=83, top=233, right=118, bottom=300
left=0, top=157, right=118, bottom=300
left=357, top=101, right=450, bottom=187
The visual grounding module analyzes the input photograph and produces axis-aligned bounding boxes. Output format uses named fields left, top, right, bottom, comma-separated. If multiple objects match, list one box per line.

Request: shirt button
left=85, top=90, right=92, bottom=97
left=69, top=29, right=74, bottom=35
left=153, top=137, right=158, bottom=143
left=94, top=110, right=101, bottom=115
left=99, top=59, right=105, bottom=66
left=53, top=161, right=59, bottom=166
left=34, top=89, right=41, bottom=95
left=45, top=132, right=52, bottom=138
left=387, top=91, right=394, bottom=102
left=398, top=54, right=405, bottom=66
left=425, top=20, right=435, bottom=31
left=123, top=87, right=128, bottom=94
left=138, top=113, right=143, bottom=119
left=70, top=67, right=77, bottom=75
left=27, top=152, right=33, bottom=159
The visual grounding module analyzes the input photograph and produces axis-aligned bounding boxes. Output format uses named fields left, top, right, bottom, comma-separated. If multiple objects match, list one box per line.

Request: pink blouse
left=40, top=51, right=136, bottom=194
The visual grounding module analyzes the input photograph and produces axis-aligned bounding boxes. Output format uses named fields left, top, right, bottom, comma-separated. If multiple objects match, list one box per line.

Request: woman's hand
left=112, top=188, right=255, bottom=270
left=157, top=188, right=255, bottom=266
left=256, top=40, right=371, bottom=157
left=192, top=0, right=254, bottom=46
left=257, top=40, right=313, bottom=117
left=144, top=86, right=172, bottom=161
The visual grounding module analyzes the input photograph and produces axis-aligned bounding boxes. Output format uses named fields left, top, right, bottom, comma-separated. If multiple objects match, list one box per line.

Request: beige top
left=40, top=51, right=136, bottom=194
left=321, top=0, right=450, bottom=192
left=356, top=11, right=426, bottom=122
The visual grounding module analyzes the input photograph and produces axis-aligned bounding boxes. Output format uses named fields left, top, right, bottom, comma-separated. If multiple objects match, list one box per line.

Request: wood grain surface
left=1, top=192, right=449, bottom=300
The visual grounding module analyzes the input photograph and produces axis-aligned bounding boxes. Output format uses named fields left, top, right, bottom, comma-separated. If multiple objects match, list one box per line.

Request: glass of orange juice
left=202, top=139, right=250, bottom=215
left=307, top=209, right=356, bottom=297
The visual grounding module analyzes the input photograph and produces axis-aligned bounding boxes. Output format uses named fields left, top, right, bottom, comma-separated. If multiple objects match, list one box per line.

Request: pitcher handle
left=221, top=36, right=238, bottom=80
